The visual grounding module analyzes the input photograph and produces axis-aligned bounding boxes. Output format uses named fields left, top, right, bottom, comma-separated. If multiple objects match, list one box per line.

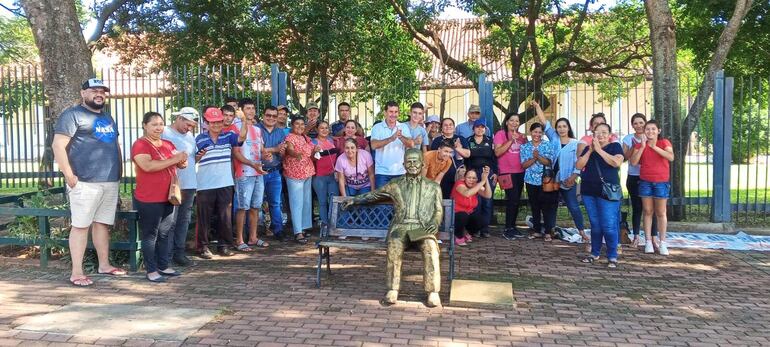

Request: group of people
left=54, top=78, right=675, bottom=285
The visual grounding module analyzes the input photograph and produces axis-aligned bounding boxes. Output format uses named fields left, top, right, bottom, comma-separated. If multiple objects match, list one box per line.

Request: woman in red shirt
left=451, top=166, right=493, bottom=246
left=312, top=121, right=340, bottom=229
left=630, top=120, right=675, bottom=255
left=334, top=120, right=369, bottom=152
left=131, top=112, right=188, bottom=282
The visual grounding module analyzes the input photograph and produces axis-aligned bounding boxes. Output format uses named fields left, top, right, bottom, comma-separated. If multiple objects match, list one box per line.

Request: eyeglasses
left=264, top=114, right=277, bottom=118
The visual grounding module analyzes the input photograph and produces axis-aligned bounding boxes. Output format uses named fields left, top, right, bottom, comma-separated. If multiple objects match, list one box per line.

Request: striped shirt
left=195, top=131, right=241, bottom=190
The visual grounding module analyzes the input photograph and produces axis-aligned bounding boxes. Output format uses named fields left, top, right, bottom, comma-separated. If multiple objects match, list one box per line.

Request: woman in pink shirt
left=493, top=112, right=528, bottom=239
left=312, top=121, right=340, bottom=229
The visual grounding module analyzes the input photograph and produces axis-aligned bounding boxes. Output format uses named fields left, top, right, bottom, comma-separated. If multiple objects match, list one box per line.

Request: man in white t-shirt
left=162, top=107, right=199, bottom=266
left=407, top=102, right=430, bottom=152
left=370, top=101, right=414, bottom=187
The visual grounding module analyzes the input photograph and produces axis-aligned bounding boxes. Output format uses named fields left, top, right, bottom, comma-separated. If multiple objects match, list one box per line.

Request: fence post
left=478, top=74, right=493, bottom=128
left=270, top=63, right=288, bottom=107
left=712, top=70, right=733, bottom=223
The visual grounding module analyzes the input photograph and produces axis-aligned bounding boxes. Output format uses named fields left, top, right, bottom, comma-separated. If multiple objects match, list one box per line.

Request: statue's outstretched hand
left=341, top=198, right=355, bottom=210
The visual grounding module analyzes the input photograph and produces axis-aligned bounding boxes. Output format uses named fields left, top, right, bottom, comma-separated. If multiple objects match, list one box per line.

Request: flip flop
left=97, top=268, right=127, bottom=276
left=69, top=276, right=93, bottom=287
left=236, top=243, right=253, bottom=252
left=248, top=239, right=270, bottom=248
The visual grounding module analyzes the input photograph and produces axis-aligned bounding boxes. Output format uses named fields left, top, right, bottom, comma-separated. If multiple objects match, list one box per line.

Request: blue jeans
left=286, top=177, right=313, bottom=235
left=583, top=195, right=620, bottom=260
left=346, top=185, right=371, bottom=196
left=263, top=170, right=284, bottom=236
left=375, top=174, right=401, bottom=188
left=560, top=186, right=585, bottom=231
left=478, top=176, right=496, bottom=233
left=169, top=189, right=195, bottom=260
left=134, top=199, right=176, bottom=274
left=639, top=180, right=670, bottom=199
left=312, top=174, right=338, bottom=225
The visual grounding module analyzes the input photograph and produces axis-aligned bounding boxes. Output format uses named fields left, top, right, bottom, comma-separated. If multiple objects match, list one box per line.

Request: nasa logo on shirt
left=93, top=118, right=117, bottom=143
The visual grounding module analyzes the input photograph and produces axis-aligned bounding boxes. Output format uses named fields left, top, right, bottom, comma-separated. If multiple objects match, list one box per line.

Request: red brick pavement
left=1, top=232, right=769, bottom=346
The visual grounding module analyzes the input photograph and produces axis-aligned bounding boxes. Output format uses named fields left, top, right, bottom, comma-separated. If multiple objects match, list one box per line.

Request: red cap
left=204, top=108, right=224, bottom=122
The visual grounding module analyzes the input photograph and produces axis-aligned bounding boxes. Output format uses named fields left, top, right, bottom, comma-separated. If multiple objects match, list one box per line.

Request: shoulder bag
left=593, top=156, right=622, bottom=201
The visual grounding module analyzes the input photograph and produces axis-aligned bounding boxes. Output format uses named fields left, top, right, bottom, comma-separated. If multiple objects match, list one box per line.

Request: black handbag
left=593, top=158, right=622, bottom=201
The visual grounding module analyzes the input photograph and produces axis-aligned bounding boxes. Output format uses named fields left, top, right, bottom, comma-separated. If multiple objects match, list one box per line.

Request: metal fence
left=0, top=64, right=768, bottom=224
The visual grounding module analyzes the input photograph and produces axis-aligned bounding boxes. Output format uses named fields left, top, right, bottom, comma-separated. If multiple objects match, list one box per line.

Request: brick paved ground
left=1, top=232, right=769, bottom=347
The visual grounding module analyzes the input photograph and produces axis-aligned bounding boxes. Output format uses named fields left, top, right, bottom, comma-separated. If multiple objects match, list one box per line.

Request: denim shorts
left=638, top=180, right=670, bottom=199
left=235, top=175, right=265, bottom=210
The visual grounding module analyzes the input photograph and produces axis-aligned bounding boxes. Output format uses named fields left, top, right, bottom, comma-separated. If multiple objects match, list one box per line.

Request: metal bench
left=315, top=196, right=455, bottom=287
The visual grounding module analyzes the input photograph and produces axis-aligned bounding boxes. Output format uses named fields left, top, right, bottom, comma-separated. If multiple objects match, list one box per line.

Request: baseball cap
left=81, top=78, right=110, bottom=92
left=473, top=119, right=487, bottom=128
left=306, top=102, right=319, bottom=110
left=468, top=105, right=481, bottom=113
left=203, top=108, right=224, bottom=122
left=171, top=107, right=199, bottom=121
left=426, top=115, right=440, bottom=124
left=277, top=104, right=289, bottom=111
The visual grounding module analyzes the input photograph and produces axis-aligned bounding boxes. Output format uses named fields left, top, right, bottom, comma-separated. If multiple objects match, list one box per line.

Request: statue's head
left=404, top=148, right=423, bottom=176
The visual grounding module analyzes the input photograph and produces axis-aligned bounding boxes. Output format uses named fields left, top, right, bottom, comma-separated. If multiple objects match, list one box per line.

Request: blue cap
left=473, top=119, right=486, bottom=128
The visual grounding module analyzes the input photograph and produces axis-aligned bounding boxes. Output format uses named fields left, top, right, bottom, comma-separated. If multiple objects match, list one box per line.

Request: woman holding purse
left=494, top=112, right=528, bottom=240
left=131, top=112, right=188, bottom=282
left=532, top=101, right=589, bottom=244
left=519, top=123, right=558, bottom=241
left=576, top=123, right=624, bottom=268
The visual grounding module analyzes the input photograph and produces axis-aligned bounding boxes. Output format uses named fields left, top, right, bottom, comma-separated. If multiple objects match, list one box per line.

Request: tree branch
left=682, top=0, right=754, bottom=138
left=0, top=3, right=26, bottom=17
left=86, top=0, right=130, bottom=44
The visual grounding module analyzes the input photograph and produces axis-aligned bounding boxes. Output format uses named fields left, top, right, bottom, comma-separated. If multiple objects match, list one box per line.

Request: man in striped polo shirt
left=194, top=107, right=248, bottom=259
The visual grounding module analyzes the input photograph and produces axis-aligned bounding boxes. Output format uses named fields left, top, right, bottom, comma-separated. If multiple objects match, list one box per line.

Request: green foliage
left=676, top=0, right=770, bottom=77
left=105, top=0, right=429, bottom=116
left=0, top=16, right=37, bottom=64
left=698, top=77, right=770, bottom=164
left=7, top=191, right=68, bottom=252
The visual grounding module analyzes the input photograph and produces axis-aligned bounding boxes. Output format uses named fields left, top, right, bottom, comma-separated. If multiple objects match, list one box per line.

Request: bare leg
left=235, top=209, right=246, bottom=245
left=654, top=199, right=668, bottom=242
left=248, top=209, right=259, bottom=244
left=642, top=197, right=654, bottom=242
left=92, top=222, right=116, bottom=273
left=69, top=226, right=89, bottom=280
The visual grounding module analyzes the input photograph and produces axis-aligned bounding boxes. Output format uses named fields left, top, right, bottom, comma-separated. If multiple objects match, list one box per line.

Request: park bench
left=315, top=196, right=455, bottom=288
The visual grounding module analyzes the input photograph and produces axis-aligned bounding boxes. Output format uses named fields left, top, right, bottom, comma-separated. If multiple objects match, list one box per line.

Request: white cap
left=171, top=107, right=199, bottom=121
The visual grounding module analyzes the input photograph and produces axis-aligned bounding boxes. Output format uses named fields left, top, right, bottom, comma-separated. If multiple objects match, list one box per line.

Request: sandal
left=581, top=256, right=599, bottom=264
left=608, top=260, right=618, bottom=268
left=544, top=234, right=553, bottom=242
left=252, top=239, right=269, bottom=248
left=295, top=234, right=308, bottom=244
left=631, top=237, right=640, bottom=248
left=236, top=243, right=253, bottom=252
left=97, top=268, right=127, bottom=276
left=69, top=276, right=93, bottom=287
left=528, top=233, right=543, bottom=240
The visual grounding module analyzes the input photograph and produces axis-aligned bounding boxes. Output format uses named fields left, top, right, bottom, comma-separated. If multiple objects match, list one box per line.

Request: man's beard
left=85, top=99, right=105, bottom=110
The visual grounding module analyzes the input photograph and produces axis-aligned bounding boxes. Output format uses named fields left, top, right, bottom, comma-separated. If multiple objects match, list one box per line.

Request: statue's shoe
left=426, top=292, right=441, bottom=308
left=383, top=290, right=398, bottom=305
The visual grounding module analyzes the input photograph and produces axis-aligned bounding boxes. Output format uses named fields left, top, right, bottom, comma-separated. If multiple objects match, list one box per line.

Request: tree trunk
left=319, top=67, right=330, bottom=121
left=645, top=0, right=684, bottom=220
left=21, top=0, right=93, bottom=188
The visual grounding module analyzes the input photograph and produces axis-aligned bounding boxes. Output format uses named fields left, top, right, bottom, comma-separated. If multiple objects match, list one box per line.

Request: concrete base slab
left=448, top=279, right=514, bottom=308
left=15, top=303, right=217, bottom=341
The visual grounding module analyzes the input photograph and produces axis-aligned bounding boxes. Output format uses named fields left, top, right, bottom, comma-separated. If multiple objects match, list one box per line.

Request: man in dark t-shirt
left=52, top=78, right=126, bottom=287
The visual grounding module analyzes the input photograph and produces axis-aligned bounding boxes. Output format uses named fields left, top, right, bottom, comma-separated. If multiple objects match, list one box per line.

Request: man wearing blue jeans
left=370, top=101, right=414, bottom=187
left=162, top=107, right=200, bottom=266
left=258, top=106, right=288, bottom=241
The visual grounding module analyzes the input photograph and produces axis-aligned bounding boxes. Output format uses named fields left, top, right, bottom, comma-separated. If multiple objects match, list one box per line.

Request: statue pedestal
left=449, top=279, right=514, bottom=309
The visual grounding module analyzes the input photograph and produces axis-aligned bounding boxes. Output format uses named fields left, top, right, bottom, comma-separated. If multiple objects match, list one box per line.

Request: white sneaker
left=644, top=241, right=655, bottom=254
left=659, top=242, right=669, bottom=256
